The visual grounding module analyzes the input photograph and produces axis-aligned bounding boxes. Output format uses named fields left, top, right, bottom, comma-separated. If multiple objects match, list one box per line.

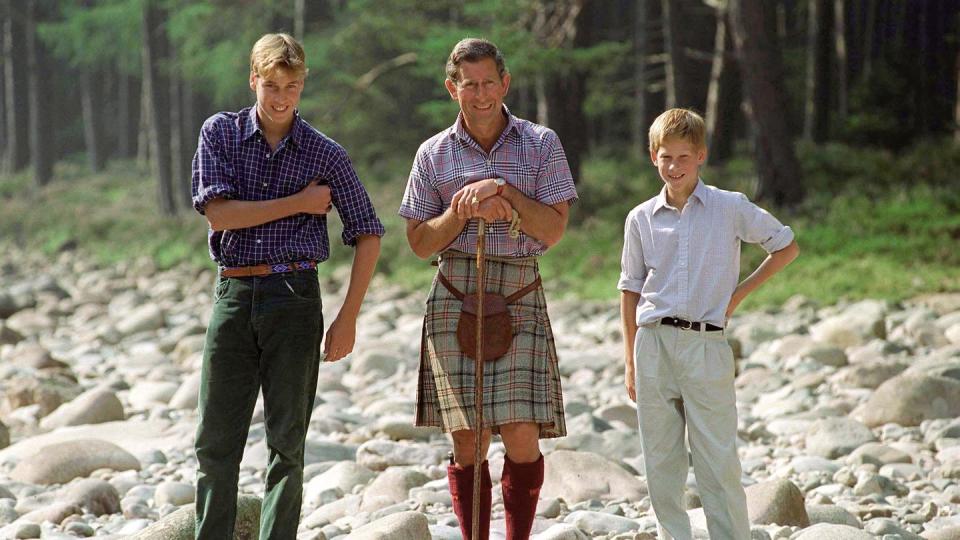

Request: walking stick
left=471, top=217, right=487, bottom=540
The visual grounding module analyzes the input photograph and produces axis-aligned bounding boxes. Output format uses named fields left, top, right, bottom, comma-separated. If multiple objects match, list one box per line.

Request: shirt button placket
left=678, top=213, right=688, bottom=316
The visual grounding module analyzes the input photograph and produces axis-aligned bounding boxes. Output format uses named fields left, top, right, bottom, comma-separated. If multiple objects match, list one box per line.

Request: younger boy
left=619, top=108, right=799, bottom=540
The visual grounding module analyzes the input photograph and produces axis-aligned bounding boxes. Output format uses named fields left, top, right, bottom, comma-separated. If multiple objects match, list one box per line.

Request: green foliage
left=838, top=61, right=916, bottom=150
left=0, top=159, right=209, bottom=270
left=168, top=0, right=284, bottom=105
left=37, top=0, right=142, bottom=73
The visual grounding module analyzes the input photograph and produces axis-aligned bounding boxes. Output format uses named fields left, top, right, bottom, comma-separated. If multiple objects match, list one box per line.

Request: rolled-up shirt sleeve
left=618, top=209, right=647, bottom=293
left=734, top=193, right=794, bottom=253
left=191, top=118, right=237, bottom=215
left=534, top=131, right=578, bottom=206
left=398, top=147, right=444, bottom=221
left=325, top=145, right=385, bottom=246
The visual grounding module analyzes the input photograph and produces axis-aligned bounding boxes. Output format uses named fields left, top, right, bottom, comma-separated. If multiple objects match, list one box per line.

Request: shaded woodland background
left=2, top=0, right=958, bottom=213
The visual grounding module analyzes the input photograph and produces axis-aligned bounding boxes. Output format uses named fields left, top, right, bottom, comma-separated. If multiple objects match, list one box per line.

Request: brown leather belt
left=220, top=260, right=317, bottom=278
left=661, top=316, right=723, bottom=332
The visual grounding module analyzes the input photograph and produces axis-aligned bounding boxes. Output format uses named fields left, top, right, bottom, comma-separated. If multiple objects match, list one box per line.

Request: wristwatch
left=494, top=177, right=507, bottom=196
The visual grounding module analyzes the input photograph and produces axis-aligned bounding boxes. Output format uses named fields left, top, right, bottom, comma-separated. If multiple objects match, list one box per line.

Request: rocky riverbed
left=0, top=248, right=959, bottom=539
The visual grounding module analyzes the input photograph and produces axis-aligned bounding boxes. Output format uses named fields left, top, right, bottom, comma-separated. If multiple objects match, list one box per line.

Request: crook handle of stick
left=470, top=217, right=486, bottom=540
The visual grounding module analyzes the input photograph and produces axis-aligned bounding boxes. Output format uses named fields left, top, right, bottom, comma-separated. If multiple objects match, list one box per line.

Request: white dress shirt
left=618, top=180, right=794, bottom=328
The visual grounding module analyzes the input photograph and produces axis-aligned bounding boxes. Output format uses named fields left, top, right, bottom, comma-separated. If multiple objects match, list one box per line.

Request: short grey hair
left=445, top=38, right=508, bottom=82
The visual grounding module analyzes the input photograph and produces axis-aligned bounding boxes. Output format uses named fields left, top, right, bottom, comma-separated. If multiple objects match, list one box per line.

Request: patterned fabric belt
left=438, top=249, right=539, bottom=264
left=661, top=317, right=723, bottom=332
left=220, top=260, right=317, bottom=278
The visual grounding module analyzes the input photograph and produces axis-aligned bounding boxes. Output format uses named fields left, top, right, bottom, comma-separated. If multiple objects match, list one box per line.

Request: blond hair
left=250, top=33, right=308, bottom=78
left=648, top=108, right=706, bottom=153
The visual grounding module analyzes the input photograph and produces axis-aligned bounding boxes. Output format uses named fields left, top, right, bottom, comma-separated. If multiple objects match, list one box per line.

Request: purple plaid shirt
left=398, top=106, right=577, bottom=257
left=191, top=106, right=385, bottom=267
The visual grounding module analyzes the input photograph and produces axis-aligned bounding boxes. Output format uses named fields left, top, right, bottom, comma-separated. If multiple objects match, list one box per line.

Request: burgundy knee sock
left=501, top=454, right=544, bottom=539
left=447, top=460, right=492, bottom=540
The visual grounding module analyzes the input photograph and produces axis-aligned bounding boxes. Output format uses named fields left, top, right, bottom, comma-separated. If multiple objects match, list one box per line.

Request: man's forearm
left=502, top=185, right=568, bottom=247
left=406, top=208, right=468, bottom=259
left=205, top=196, right=302, bottom=231
left=337, top=235, right=381, bottom=320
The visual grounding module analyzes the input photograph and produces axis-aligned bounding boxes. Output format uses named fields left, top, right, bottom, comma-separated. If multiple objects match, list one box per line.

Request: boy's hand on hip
left=299, top=182, right=333, bottom=215
left=323, top=316, right=356, bottom=362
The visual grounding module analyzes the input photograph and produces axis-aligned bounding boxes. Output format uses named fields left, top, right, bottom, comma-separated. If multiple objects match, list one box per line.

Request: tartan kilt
left=415, top=251, right=566, bottom=439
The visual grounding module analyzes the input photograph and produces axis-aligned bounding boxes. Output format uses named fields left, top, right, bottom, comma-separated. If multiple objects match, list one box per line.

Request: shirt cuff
left=193, top=186, right=235, bottom=215
left=760, top=226, right=795, bottom=253
left=617, top=275, right=645, bottom=293
left=342, top=220, right=386, bottom=246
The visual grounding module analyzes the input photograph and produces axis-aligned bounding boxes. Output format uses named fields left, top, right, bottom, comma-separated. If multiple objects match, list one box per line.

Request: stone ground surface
left=0, top=249, right=959, bottom=539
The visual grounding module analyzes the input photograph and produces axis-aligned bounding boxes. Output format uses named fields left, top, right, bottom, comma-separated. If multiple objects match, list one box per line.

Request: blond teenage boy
left=619, top=108, right=799, bottom=540
left=191, top=34, right=383, bottom=539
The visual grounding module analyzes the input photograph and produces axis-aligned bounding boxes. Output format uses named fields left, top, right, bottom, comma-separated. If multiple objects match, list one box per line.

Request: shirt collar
left=241, top=105, right=302, bottom=147
left=450, top=105, right=520, bottom=147
left=653, top=179, right=709, bottom=213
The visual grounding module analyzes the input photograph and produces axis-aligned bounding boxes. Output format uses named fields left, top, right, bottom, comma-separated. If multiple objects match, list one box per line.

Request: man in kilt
left=399, top=38, right=577, bottom=539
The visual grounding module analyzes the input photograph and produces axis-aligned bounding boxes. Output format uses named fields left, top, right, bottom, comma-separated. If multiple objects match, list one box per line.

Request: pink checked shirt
left=398, top=106, right=578, bottom=257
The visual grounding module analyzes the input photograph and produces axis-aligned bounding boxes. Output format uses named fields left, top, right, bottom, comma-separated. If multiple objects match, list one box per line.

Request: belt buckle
left=679, top=319, right=693, bottom=330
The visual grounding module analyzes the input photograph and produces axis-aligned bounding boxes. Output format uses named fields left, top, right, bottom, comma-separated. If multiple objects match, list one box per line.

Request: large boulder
left=810, top=300, right=887, bottom=347
left=562, top=511, right=640, bottom=535
left=10, top=439, right=140, bottom=485
left=358, top=467, right=429, bottom=513
left=305, top=462, right=375, bottom=506
left=858, top=374, right=960, bottom=428
left=541, top=450, right=647, bottom=503
left=355, top=440, right=446, bottom=471
left=792, top=524, right=874, bottom=539
left=40, top=388, right=125, bottom=430
left=344, top=511, right=430, bottom=540
left=806, top=505, right=862, bottom=528
left=63, top=478, right=120, bottom=515
left=923, top=527, right=960, bottom=540
left=2, top=374, right=81, bottom=417
left=745, top=479, right=809, bottom=527
left=805, top=418, right=876, bottom=459
left=130, top=495, right=260, bottom=539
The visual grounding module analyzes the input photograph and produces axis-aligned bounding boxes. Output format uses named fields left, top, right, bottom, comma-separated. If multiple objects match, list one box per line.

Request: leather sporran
left=437, top=272, right=541, bottom=362
left=457, top=292, right=513, bottom=361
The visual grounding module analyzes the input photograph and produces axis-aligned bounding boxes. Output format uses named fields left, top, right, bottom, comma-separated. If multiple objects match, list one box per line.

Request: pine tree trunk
left=661, top=0, right=676, bottom=108
left=834, top=0, right=847, bottom=119
left=803, top=0, right=832, bottom=142
left=729, top=0, right=805, bottom=206
left=862, top=0, right=876, bottom=80
left=705, top=7, right=740, bottom=165
left=80, top=68, right=104, bottom=171
left=955, top=46, right=960, bottom=144
left=26, top=0, right=51, bottom=186
left=631, top=0, right=648, bottom=155
left=169, top=51, right=183, bottom=204
left=138, top=78, right=150, bottom=166
left=0, top=8, right=5, bottom=172
left=141, top=0, right=176, bottom=215
left=3, top=0, right=28, bottom=174
left=118, top=72, right=131, bottom=159
left=294, top=0, right=306, bottom=40
left=535, top=73, right=548, bottom=127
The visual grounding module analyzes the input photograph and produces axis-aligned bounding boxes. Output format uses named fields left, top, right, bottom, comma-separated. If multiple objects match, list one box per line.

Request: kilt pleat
left=415, top=251, right=566, bottom=439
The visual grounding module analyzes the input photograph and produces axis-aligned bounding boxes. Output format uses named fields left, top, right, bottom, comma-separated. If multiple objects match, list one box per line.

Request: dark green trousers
left=194, top=270, right=323, bottom=540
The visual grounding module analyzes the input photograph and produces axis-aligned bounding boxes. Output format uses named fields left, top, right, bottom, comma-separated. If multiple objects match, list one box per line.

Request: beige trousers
left=634, top=322, right=749, bottom=540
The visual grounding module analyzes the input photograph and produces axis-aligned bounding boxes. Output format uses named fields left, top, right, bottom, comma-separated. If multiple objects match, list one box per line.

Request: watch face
left=495, top=177, right=506, bottom=186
